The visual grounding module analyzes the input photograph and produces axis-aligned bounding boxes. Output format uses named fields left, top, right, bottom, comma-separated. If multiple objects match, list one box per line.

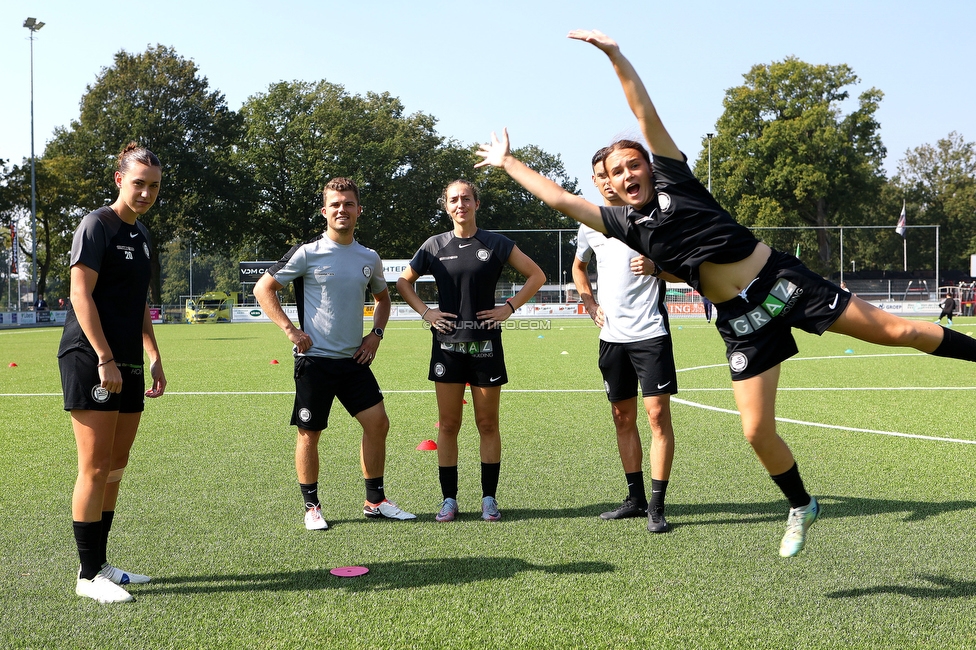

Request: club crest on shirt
left=143, top=243, right=150, bottom=259
left=477, top=249, right=491, bottom=262
left=363, top=266, right=371, bottom=278
left=91, top=385, right=111, bottom=403
left=657, top=192, right=672, bottom=212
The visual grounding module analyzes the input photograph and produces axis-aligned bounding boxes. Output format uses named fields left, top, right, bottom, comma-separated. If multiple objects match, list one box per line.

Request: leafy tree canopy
left=695, top=57, right=887, bottom=272
left=890, top=132, right=976, bottom=271
left=46, top=45, right=253, bottom=301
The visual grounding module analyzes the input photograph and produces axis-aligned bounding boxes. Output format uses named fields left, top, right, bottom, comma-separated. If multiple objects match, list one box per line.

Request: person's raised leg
left=830, top=295, right=976, bottom=363
left=830, top=295, right=942, bottom=351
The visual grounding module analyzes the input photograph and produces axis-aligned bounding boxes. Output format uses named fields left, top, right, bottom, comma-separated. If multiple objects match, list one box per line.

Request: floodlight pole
left=706, top=133, right=714, bottom=193
left=24, top=17, right=44, bottom=307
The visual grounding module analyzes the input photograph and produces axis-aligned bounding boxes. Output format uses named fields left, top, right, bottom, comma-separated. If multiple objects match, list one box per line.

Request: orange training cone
left=416, top=439, right=437, bottom=451
left=270, top=359, right=279, bottom=365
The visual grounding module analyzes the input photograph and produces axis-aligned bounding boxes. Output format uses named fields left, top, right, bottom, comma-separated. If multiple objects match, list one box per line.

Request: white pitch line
left=6, top=351, right=974, bottom=446
left=670, top=397, right=976, bottom=445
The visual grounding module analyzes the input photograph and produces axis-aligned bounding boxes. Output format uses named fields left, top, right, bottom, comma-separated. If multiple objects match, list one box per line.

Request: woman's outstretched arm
left=568, top=29, right=682, bottom=160
left=475, top=128, right=606, bottom=232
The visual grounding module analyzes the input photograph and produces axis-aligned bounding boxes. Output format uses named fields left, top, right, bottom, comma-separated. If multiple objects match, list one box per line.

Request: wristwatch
left=372, top=327, right=384, bottom=339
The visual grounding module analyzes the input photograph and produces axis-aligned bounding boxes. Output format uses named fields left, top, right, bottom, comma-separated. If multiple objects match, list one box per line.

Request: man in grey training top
left=255, top=177, right=415, bottom=530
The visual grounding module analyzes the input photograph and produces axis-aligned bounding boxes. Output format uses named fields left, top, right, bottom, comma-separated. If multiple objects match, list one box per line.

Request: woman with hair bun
left=58, top=142, right=166, bottom=603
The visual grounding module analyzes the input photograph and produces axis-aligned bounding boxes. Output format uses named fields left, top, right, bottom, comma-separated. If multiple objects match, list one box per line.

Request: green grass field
left=2, top=317, right=975, bottom=649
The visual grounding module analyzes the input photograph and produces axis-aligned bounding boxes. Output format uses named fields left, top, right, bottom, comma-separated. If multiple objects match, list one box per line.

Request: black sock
left=439, top=466, right=458, bottom=500
left=625, top=471, right=647, bottom=507
left=649, top=479, right=668, bottom=514
left=100, top=511, right=115, bottom=568
left=770, top=463, right=811, bottom=510
left=73, top=520, right=103, bottom=580
left=481, top=462, right=500, bottom=499
left=365, top=476, right=385, bottom=505
left=300, top=482, right=320, bottom=510
left=931, top=327, right=976, bottom=363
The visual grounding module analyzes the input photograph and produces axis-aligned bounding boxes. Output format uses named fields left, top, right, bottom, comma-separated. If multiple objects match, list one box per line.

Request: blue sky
left=2, top=0, right=974, bottom=203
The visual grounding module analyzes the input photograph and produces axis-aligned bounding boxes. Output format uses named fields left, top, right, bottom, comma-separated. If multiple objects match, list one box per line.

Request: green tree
left=696, top=57, right=886, bottom=273
left=0, top=159, right=16, bottom=307
left=46, top=45, right=253, bottom=302
left=0, top=156, right=85, bottom=302
left=889, top=132, right=976, bottom=273
left=159, top=237, right=240, bottom=305
left=475, top=144, right=579, bottom=285
left=238, top=80, right=460, bottom=261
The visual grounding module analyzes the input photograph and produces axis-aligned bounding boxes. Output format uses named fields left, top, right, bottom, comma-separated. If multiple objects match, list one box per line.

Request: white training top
left=576, top=224, right=669, bottom=344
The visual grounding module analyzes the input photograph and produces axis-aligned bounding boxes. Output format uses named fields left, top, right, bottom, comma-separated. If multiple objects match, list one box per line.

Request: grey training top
left=269, top=234, right=386, bottom=359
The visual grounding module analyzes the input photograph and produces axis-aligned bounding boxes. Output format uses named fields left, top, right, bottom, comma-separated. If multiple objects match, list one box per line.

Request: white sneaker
left=99, top=563, right=151, bottom=585
left=304, top=505, right=329, bottom=530
left=779, top=497, right=819, bottom=558
left=363, top=499, right=416, bottom=520
left=76, top=574, right=133, bottom=603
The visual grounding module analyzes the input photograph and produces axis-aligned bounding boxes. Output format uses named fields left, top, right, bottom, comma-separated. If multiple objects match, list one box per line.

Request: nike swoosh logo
left=459, top=243, right=473, bottom=248
left=129, top=232, right=139, bottom=238
left=634, top=215, right=653, bottom=225
left=490, top=376, right=502, bottom=382
left=657, top=381, right=671, bottom=390
left=829, top=294, right=839, bottom=309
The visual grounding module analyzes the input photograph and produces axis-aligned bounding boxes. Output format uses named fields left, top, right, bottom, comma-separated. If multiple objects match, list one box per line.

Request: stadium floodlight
left=24, top=17, right=45, bottom=307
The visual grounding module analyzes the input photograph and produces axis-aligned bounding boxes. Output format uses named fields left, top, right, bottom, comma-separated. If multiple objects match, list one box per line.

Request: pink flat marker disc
left=330, top=566, right=369, bottom=577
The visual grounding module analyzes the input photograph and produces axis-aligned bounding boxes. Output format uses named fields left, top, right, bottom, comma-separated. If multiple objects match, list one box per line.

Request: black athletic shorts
left=429, top=337, right=507, bottom=387
left=715, top=249, right=852, bottom=381
left=291, top=356, right=384, bottom=431
left=598, top=336, right=678, bottom=402
left=59, top=350, right=145, bottom=413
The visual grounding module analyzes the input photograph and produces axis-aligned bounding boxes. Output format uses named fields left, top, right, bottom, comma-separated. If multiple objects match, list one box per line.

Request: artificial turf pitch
left=1, top=318, right=974, bottom=649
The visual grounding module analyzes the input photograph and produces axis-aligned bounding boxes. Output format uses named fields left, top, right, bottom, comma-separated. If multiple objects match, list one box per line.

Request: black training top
left=600, top=154, right=759, bottom=293
left=408, top=228, right=515, bottom=343
left=58, top=206, right=152, bottom=365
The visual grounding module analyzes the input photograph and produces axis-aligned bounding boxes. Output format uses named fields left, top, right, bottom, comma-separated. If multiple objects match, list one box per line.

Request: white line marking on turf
left=5, top=352, right=974, bottom=445
left=671, top=397, right=976, bottom=445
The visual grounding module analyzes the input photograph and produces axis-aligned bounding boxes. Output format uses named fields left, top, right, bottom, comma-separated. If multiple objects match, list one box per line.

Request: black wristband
left=506, top=299, right=516, bottom=313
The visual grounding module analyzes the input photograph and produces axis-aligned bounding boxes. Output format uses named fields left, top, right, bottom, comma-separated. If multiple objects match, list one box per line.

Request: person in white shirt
left=573, top=148, right=678, bottom=533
